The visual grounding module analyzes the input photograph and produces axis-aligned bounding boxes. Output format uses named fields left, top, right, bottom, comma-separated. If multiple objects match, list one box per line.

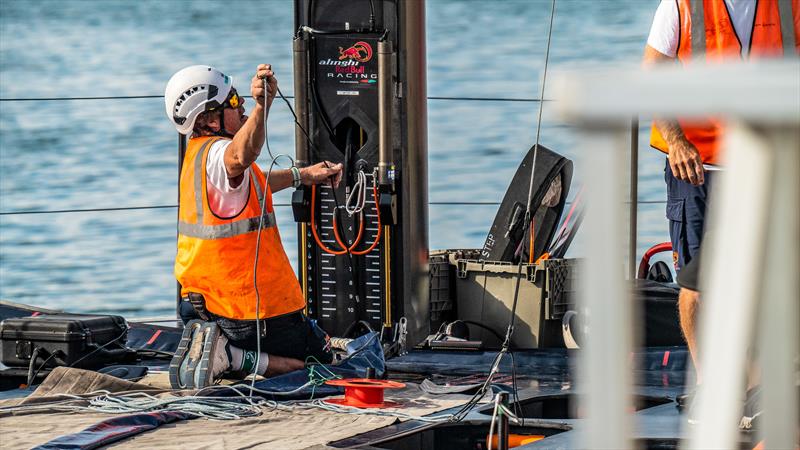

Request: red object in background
left=637, top=242, right=673, bottom=279
left=324, top=379, right=405, bottom=408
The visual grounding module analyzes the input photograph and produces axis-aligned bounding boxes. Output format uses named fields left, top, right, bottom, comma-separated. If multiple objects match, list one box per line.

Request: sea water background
left=0, top=0, right=671, bottom=317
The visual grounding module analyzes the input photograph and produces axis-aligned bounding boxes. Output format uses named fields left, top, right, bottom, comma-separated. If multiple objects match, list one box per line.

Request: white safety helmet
left=164, top=65, right=233, bottom=135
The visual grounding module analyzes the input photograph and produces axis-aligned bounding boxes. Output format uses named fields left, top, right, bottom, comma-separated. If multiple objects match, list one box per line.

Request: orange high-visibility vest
left=650, top=0, right=799, bottom=165
left=175, top=136, right=305, bottom=320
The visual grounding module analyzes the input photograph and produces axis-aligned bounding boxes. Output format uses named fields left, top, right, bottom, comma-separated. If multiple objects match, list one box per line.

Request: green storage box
left=451, top=253, right=578, bottom=349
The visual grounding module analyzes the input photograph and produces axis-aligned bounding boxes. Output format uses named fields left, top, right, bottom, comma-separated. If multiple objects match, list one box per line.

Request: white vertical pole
left=579, top=125, right=633, bottom=450
left=757, top=125, right=799, bottom=450
left=687, top=122, right=774, bottom=450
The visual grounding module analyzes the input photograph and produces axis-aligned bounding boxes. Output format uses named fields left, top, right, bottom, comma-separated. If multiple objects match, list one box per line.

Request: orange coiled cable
left=311, top=184, right=347, bottom=255
left=311, top=183, right=382, bottom=256
left=332, top=209, right=365, bottom=252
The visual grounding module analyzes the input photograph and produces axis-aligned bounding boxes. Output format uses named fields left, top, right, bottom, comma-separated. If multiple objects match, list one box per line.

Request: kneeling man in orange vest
left=164, top=64, right=343, bottom=388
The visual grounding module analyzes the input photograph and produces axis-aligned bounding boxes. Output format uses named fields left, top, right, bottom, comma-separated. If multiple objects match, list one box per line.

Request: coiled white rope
left=0, top=382, right=470, bottom=424
left=344, top=170, right=368, bottom=216
left=86, top=392, right=264, bottom=420
left=0, top=390, right=266, bottom=421
left=0, top=368, right=333, bottom=421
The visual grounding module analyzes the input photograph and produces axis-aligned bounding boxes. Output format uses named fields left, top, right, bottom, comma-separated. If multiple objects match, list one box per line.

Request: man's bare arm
left=643, top=45, right=705, bottom=186
left=224, top=65, right=275, bottom=181
left=265, top=162, right=343, bottom=194
left=643, top=46, right=685, bottom=148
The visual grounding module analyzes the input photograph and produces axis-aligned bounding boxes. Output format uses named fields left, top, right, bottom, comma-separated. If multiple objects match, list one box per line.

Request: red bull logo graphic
left=338, top=41, right=373, bottom=63
left=335, top=65, right=365, bottom=74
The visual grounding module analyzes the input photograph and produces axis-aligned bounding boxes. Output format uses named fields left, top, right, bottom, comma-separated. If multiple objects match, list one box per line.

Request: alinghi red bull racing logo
left=338, top=41, right=373, bottom=63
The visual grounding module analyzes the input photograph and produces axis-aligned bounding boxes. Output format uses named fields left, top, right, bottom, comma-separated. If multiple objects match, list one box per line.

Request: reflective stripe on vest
left=650, top=0, right=799, bottom=165
left=178, top=213, right=276, bottom=240
left=779, top=0, right=798, bottom=56
left=690, top=0, right=706, bottom=57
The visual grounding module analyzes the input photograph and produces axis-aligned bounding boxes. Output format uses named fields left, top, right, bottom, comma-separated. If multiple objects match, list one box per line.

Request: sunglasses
left=206, top=88, right=241, bottom=111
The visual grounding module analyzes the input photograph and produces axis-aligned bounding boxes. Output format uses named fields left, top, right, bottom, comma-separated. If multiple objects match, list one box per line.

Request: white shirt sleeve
left=205, top=139, right=251, bottom=218
left=647, top=0, right=680, bottom=58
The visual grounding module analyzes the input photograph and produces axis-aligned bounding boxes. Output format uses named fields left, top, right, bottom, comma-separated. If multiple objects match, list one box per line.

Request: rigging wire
left=445, top=0, right=559, bottom=426
left=0, top=95, right=547, bottom=103
left=504, top=0, right=558, bottom=425
left=248, top=76, right=301, bottom=396
left=0, top=200, right=667, bottom=216
left=251, top=153, right=290, bottom=396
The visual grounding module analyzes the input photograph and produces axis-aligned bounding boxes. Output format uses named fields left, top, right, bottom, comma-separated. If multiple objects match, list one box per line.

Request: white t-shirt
left=205, top=140, right=251, bottom=218
left=647, top=0, right=756, bottom=58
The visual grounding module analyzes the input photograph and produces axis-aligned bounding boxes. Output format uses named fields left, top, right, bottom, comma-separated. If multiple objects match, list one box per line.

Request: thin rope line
left=532, top=0, right=556, bottom=155
left=0, top=95, right=164, bottom=101
left=0, top=200, right=667, bottom=216
left=524, top=0, right=558, bottom=221
left=429, top=96, right=547, bottom=102
left=496, top=1, right=558, bottom=401
left=0, top=95, right=548, bottom=103
left=0, top=205, right=179, bottom=215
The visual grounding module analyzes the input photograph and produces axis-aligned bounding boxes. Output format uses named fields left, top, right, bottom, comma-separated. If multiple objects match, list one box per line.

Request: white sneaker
left=169, top=320, right=231, bottom=389
left=208, top=333, right=231, bottom=383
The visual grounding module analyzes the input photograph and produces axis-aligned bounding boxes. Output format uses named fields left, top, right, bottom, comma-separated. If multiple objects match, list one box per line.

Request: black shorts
left=676, top=250, right=700, bottom=292
left=178, top=299, right=332, bottom=363
left=212, top=311, right=333, bottom=364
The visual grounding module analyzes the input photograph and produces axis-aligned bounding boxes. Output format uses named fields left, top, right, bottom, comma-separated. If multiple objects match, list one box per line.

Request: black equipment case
left=0, top=314, right=130, bottom=370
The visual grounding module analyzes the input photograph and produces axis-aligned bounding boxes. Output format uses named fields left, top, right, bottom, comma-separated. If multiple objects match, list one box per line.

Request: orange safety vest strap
left=190, top=137, right=221, bottom=224
left=189, top=137, right=268, bottom=224
left=187, top=137, right=267, bottom=221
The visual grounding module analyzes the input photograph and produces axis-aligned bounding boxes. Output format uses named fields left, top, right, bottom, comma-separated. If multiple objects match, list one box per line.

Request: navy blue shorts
left=664, top=159, right=716, bottom=270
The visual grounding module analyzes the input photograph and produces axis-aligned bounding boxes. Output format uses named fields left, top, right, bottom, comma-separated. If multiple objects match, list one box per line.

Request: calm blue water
left=0, top=0, right=670, bottom=317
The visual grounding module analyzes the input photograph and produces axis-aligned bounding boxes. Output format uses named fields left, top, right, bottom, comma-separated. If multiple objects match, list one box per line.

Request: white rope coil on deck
left=0, top=390, right=267, bottom=421
left=86, top=392, right=264, bottom=420
left=0, top=385, right=467, bottom=424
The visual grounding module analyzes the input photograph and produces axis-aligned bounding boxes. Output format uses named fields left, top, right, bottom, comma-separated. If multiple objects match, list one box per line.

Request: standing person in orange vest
left=163, top=64, right=343, bottom=388
left=643, top=0, right=798, bottom=422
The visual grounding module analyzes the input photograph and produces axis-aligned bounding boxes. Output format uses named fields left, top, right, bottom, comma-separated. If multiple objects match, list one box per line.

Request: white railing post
left=554, top=61, right=799, bottom=450
left=689, top=122, right=775, bottom=450
left=578, top=124, right=634, bottom=450
left=755, top=125, right=799, bottom=450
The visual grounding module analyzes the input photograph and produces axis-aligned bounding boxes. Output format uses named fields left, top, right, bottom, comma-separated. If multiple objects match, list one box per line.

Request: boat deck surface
left=0, top=300, right=761, bottom=449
